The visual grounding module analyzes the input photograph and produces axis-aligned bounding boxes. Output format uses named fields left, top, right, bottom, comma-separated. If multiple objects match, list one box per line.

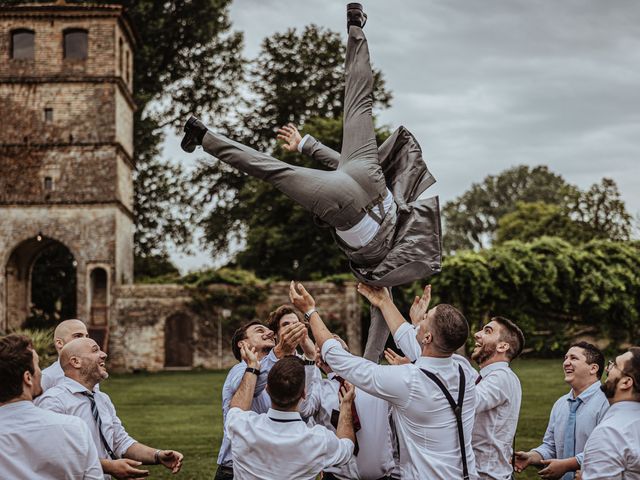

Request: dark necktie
left=475, top=374, right=483, bottom=385
left=80, top=391, right=117, bottom=459
left=332, top=375, right=361, bottom=455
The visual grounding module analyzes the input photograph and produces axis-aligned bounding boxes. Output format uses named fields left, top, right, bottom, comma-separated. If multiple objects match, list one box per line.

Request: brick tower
left=0, top=1, right=136, bottom=342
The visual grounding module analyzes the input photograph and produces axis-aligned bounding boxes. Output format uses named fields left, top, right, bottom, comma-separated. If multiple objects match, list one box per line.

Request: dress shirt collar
left=479, top=361, right=510, bottom=377
left=0, top=400, right=34, bottom=416
left=414, top=355, right=454, bottom=369
left=59, top=376, right=96, bottom=394
left=570, top=379, right=602, bottom=401
left=267, top=408, right=303, bottom=422
left=606, top=400, right=640, bottom=415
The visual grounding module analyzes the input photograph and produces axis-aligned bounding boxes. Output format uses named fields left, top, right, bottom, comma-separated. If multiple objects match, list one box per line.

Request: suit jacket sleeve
left=301, top=134, right=340, bottom=170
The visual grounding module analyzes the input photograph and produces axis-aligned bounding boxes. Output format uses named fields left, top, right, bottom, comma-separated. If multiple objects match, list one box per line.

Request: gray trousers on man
left=202, top=26, right=393, bottom=361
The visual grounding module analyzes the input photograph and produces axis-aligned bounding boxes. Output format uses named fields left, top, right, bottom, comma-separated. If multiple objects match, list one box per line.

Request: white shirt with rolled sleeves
left=321, top=335, right=479, bottom=480
left=300, top=369, right=397, bottom=479
left=36, top=376, right=137, bottom=476
left=581, top=401, right=640, bottom=480
left=472, top=362, right=522, bottom=480
left=532, top=380, right=609, bottom=467
left=225, top=407, right=354, bottom=480
left=0, top=400, right=103, bottom=480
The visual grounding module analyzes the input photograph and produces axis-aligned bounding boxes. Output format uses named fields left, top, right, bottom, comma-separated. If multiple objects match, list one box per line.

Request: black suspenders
left=419, top=365, right=469, bottom=480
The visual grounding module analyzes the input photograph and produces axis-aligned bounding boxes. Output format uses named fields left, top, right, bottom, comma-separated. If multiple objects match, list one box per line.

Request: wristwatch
left=304, top=308, right=317, bottom=321
left=245, top=367, right=260, bottom=376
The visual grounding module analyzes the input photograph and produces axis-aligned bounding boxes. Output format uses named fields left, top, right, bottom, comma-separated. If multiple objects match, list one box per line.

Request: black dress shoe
left=181, top=116, right=207, bottom=153
left=347, top=2, right=367, bottom=30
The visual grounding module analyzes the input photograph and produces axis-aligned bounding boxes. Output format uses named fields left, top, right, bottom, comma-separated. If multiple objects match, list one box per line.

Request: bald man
left=37, top=338, right=184, bottom=479
left=41, top=319, right=91, bottom=391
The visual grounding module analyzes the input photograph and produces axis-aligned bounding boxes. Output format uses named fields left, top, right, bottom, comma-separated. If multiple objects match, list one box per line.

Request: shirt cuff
left=298, top=134, right=311, bottom=153
left=575, top=452, right=583, bottom=466
left=320, top=338, right=342, bottom=359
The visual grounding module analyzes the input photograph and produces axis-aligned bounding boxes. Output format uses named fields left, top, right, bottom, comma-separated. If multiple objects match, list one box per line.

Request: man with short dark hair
left=291, top=281, right=478, bottom=480
left=581, top=347, right=640, bottom=479
left=216, top=320, right=314, bottom=479
left=0, top=334, right=103, bottom=479
left=469, top=317, right=524, bottom=479
left=41, top=318, right=91, bottom=391
left=37, top=338, right=184, bottom=479
left=515, top=342, right=609, bottom=480
left=225, top=346, right=356, bottom=479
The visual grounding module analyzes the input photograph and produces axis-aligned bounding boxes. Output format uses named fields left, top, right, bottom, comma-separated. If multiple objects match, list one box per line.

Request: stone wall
left=109, top=281, right=361, bottom=372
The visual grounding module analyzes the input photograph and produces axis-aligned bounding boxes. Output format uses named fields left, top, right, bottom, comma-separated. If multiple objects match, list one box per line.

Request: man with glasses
left=580, top=347, right=640, bottom=479
left=515, top=342, right=609, bottom=479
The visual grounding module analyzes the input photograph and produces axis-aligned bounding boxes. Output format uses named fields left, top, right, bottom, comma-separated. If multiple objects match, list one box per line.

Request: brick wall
left=109, top=282, right=362, bottom=372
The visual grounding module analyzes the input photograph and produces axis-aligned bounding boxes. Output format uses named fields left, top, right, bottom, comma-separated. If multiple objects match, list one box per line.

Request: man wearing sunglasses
left=580, top=348, right=640, bottom=479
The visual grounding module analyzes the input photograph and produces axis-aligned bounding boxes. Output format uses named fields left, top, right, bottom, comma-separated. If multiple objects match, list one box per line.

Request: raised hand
left=289, top=281, right=316, bottom=314
left=356, top=283, right=391, bottom=308
left=239, top=342, right=260, bottom=369
left=275, top=322, right=307, bottom=357
left=276, top=123, right=303, bottom=152
left=384, top=348, right=410, bottom=365
left=338, top=380, right=355, bottom=406
left=409, top=284, right=431, bottom=326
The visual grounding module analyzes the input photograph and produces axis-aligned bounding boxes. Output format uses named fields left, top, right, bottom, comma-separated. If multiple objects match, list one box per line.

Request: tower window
left=44, top=177, right=53, bottom=191
left=44, top=108, right=53, bottom=122
left=63, top=29, right=88, bottom=60
left=125, top=49, right=130, bottom=84
left=11, top=29, right=35, bottom=60
left=119, top=38, right=123, bottom=73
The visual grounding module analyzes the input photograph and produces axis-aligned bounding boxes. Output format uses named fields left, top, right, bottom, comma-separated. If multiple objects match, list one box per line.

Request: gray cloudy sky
left=165, top=0, right=640, bottom=272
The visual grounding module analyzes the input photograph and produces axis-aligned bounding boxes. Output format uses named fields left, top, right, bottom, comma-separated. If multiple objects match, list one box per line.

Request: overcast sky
left=164, top=0, right=640, bottom=272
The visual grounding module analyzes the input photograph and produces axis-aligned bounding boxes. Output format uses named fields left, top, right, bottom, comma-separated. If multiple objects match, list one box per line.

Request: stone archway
left=4, top=235, right=77, bottom=330
left=164, top=312, right=194, bottom=368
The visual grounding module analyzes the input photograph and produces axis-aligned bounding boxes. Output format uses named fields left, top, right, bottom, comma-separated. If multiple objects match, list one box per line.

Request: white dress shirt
left=226, top=407, right=354, bottom=480
left=217, top=350, right=279, bottom=467
left=36, top=377, right=137, bottom=469
left=322, top=333, right=478, bottom=480
left=0, top=400, right=103, bottom=479
left=41, top=358, right=100, bottom=392
left=533, top=380, right=609, bottom=466
left=473, top=362, right=522, bottom=480
left=581, top=400, right=640, bottom=480
left=300, top=369, right=397, bottom=479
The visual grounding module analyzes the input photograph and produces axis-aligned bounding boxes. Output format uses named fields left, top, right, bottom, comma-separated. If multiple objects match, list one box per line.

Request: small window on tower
left=44, top=108, right=53, bottom=122
left=11, top=29, right=35, bottom=60
left=125, top=50, right=130, bottom=84
left=63, top=29, right=88, bottom=60
left=44, top=177, right=53, bottom=191
left=119, top=38, right=123, bottom=73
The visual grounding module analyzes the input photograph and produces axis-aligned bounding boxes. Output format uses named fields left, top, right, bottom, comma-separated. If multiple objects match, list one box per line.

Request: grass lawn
left=103, top=358, right=569, bottom=479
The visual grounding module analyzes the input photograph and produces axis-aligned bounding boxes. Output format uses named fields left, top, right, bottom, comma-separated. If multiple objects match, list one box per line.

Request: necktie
left=80, top=391, right=117, bottom=459
left=332, top=375, right=361, bottom=455
left=561, top=397, right=582, bottom=480
left=475, top=374, right=482, bottom=385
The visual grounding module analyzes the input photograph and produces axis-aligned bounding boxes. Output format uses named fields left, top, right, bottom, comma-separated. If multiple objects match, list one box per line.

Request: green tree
left=442, top=165, right=578, bottom=253
left=495, top=201, right=588, bottom=245
left=568, top=178, right=632, bottom=241
left=195, top=25, right=392, bottom=278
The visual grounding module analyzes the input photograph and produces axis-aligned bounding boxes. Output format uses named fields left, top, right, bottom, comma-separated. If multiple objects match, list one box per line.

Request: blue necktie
left=562, top=397, right=582, bottom=480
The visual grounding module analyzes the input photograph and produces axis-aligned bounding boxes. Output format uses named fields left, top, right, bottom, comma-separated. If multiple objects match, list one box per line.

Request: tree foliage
left=195, top=25, right=393, bottom=278
left=443, top=165, right=632, bottom=253
left=421, top=237, right=640, bottom=355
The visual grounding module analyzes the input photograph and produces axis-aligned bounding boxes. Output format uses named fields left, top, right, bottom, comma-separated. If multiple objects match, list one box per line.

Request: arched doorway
left=164, top=312, right=194, bottom=368
left=5, top=236, right=77, bottom=330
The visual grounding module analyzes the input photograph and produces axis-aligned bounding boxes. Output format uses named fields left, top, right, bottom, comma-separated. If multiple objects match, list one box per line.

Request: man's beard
left=600, top=376, right=619, bottom=398
left=472, top=342, right=497, bottom=365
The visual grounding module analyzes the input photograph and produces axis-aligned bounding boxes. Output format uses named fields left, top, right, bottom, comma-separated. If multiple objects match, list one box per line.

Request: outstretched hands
left=384, top=348, right=410, bottom=365
left=356, top=283, right=391, bottom=308
left=409, top=284, right=431, bottom=326
left=276, top=124, right=303, bottom=152
left=289, top=281, right=316, bottom=313
left=338, top=381, right=356, bottom=406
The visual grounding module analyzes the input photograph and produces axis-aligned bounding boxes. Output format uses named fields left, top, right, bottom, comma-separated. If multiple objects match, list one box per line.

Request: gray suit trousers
left=201, top=26, right=386, bottom=232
